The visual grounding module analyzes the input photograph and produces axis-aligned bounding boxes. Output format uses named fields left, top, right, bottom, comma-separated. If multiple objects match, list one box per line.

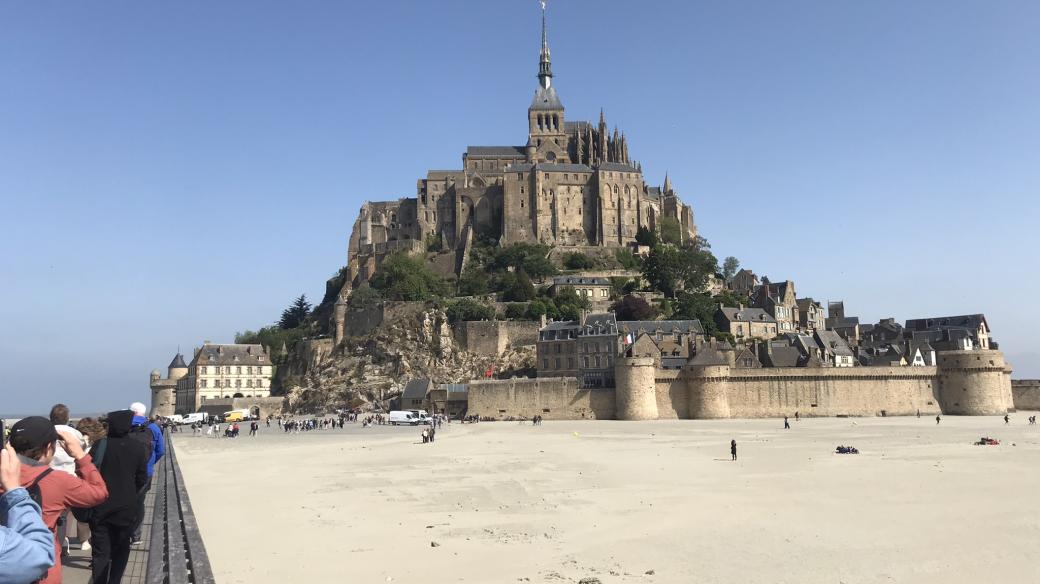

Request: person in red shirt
left=1, top=416, right=109, bottom=584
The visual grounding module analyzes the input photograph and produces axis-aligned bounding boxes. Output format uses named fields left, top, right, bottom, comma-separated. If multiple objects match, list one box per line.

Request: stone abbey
left=345, top=3, right=696, bottom=287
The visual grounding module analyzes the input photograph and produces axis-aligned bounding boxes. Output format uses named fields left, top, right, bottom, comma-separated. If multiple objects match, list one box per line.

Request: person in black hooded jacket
left=88, top=409, right=149, bottom=584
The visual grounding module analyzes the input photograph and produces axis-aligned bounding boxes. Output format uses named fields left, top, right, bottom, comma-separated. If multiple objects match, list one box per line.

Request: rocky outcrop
left=280, top=303, right=535, bottom=414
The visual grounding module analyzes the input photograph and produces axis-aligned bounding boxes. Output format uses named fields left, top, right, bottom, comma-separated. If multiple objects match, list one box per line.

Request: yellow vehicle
left=224, top=411, right=245, bottom=423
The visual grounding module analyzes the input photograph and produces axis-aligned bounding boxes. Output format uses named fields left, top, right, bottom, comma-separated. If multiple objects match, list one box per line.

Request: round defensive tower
left=687, top=364, right=732, bottom=419
left=936, top=349, right=1012, bottom=415
left=168, top=353, right=188, bottom=382
left=614, top=356, right=659, bottom=421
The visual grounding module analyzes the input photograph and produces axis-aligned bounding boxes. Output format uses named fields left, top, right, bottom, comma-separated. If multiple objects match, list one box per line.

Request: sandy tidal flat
left=176, top=415, right=1040, bottom=584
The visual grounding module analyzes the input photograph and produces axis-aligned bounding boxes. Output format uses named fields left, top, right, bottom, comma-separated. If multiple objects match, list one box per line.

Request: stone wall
left=1012, top=379, right=1040, bottom=410
left=458, top=320, right=541, bottom=357
left=721, top=367, right=939, bottom=418
left=465, top=351, right=1013, bottom=420
left=468, top=377, right=615, bottom=420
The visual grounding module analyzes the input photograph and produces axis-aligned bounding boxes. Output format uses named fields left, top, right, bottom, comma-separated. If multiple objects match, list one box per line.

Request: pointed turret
left=663, top=172, right=673, bottom=194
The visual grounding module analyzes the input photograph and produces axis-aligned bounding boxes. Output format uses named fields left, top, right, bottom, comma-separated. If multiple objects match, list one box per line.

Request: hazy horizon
left=2, top=0, right=1038, bottom=414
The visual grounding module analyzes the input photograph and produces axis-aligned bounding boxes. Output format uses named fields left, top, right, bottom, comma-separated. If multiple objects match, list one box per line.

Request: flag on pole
left=485, top=364, right=495, bottom=378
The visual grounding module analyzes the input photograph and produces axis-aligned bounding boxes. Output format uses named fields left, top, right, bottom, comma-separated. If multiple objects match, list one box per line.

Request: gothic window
left=613, top=185, right=619, bottom=194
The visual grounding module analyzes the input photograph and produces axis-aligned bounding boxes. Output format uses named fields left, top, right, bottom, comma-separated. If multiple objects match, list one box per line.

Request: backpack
left=129, top=423, right=154, bottom=457
left=26, top=468, right=54, bottom=516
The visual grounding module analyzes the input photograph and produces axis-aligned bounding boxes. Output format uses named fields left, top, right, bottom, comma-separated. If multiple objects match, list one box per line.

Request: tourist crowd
left=0, top=402, right=164, bottom=584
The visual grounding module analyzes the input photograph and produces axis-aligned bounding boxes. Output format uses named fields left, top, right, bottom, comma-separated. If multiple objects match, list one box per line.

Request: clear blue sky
left=2, top=1, right=1038, bottom=415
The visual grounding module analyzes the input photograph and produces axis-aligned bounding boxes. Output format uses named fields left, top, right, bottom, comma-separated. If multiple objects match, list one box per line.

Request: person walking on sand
left=784, top=417, right=790, bottom=430
left=730, top=440, right=737, bottom=461
left=794, top=411, right=799, bottom=422
left=936, top=415, right=941, bottom=425
left=1004, top=414, right=1010, bottom=425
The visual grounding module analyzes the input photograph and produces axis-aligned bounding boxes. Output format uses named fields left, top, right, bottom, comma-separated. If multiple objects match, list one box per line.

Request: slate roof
left=168, top=354, right=188, bottom=369
left=618, top=320, right=705, bottom=335
left=402, top=379, right=432, bottom=400
left=645, top=186, right=662, bottom=200
left=581, top=313, right=618, bottom=336
left=815, top=330, right=855, bottom=357
left=539, top=163, right=593, bottom=173
left=717, top=307, right=776, bottom=323
left=554, top=276, right=611, bottom=287
left=764, top=345, right=803, bottom=368
left=466, top=146, right=527, bottom=158
left=690, top=346, right=729, bottom=366
left=597, top=162, right=641, bottom=173
left=530, top=86, right=564, bottom=110
left=192, top=344, right=268, bottom=366
left=905, top=314, right=988, bottom=333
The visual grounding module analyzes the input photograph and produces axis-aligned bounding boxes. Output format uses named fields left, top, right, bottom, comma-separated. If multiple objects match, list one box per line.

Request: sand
left=175, top=414, right=1040, bottom=584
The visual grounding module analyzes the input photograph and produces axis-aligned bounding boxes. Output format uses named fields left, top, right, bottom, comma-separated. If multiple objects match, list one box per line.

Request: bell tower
left=527, top=1, right=568, bottom=163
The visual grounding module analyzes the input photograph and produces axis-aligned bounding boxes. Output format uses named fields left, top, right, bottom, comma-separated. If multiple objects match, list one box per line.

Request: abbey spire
left=538, top=1, right=553, bottom=89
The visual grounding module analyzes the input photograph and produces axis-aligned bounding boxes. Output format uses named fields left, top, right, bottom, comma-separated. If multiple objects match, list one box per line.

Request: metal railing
left=146, top=432, right=215, bottom=584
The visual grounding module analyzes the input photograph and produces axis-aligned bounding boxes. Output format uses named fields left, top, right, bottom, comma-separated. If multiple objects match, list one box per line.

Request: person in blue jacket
left=128, top=402, right=164, bottom=545
left=0, top=442, right=55, bottom=584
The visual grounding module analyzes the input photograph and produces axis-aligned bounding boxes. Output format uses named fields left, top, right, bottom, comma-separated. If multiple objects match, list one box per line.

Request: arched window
left=613, top=185, right=619, bottom=194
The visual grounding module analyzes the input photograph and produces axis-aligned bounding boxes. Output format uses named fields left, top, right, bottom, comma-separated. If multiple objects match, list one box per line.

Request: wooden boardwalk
left=62, top=487, right=155, bottom=584
left=61, top=430, right=212, bottom=584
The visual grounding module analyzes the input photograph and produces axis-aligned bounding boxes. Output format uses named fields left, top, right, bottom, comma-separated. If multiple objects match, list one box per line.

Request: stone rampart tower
left=935, top=349, right=1013, bottom=415
left=150, top=353, right=187, bottom=418
left=615, top=356, right=659, bottom=421
left=687, top=364, right=732, bottom=419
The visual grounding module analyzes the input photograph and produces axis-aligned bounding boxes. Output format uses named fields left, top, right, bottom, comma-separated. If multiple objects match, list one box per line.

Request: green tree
left=714, top=290, right=744, bottom=309
left=457, top=266, right=490, bottom=296
left=614, top=248, right=640, bottom=270
left=347, top=283, right=381, bottom=310
left=555, top=286, right=591, bottom=311
left=611, top=295, right=656, bottom=321
left=641, top=241, right=718, bottom=298
left=491, top=243, right=557, bottom=279
left=425, top=233, right=444, bottom=252
left=635, top=226, right=659, bottom=248
left=369, top=252, right=448, bottom=301
left=563, top=252, right=596, bottom=270
left=279, top=295, right=312, bottom=329
left=526, top=299, right=548, bottom=319
left=504, top=303, right=527, bottom=320
left=672, top=291, right=720, bottom=336
left=659, top=217, right=683, bottom=245
left=498, top=270, right=536, bottom=302
left=722, top=256, right=740, bottom=281
left=445, top=298, right=496, bottom=323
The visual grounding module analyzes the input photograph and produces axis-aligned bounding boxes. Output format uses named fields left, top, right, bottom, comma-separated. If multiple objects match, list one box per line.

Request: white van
left=181, top=412, right=208, bottom=425
left=389, top=411, right=419, bottom=426
left=408, top=410, right=433, bottom=425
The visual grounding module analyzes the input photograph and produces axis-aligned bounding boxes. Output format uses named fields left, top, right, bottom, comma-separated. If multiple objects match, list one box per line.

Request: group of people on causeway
left=0, top=401, right=165, bottom=584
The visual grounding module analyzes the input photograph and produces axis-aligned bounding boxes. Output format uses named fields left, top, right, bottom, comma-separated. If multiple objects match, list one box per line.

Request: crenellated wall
left=466, top=350, right=1014, bottom=420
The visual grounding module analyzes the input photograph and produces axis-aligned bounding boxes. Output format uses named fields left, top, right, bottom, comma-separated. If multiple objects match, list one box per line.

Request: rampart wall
left=458, top=320, right=541, bottom=356
left=469, top=350, right=1013, bottom=420
left=1012, top=379, right=1040, bottom=410
left=468, top=377, right=615, bottom=420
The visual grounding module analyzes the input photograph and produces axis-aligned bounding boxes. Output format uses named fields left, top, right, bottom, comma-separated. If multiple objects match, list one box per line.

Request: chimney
left=540, top=314, right=548, bottom=328
left=580, top=309, right=590, bottom=326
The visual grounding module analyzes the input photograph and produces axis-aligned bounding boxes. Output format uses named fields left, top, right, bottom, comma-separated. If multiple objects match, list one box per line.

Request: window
left=235, top=379, right=241, bottom=388
left=542, top=358, right=549, bottom=369
left=246, top=379, right=253, bottom=388
left=594, top=356, right=601, bottom=368
left=236, top=366, right=242, bottom=375
left=568, top=358, right=574, bottom=369
left=247, top=366, right=253, bottom=374
left=201, top=379, right=207, bottom=388
left=555, top=358, right=561, bottom=369
left=583, top=356, right=590, bottom=368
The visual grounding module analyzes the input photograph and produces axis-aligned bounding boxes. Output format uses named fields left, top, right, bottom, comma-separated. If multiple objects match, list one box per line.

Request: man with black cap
left=88, top=410, right=149, bottom=584
left=1, top=416, right=108, bottom=584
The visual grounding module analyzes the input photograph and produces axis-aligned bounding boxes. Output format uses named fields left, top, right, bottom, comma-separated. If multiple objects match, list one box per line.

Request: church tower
left=527, top=1, right=569, bottom=164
